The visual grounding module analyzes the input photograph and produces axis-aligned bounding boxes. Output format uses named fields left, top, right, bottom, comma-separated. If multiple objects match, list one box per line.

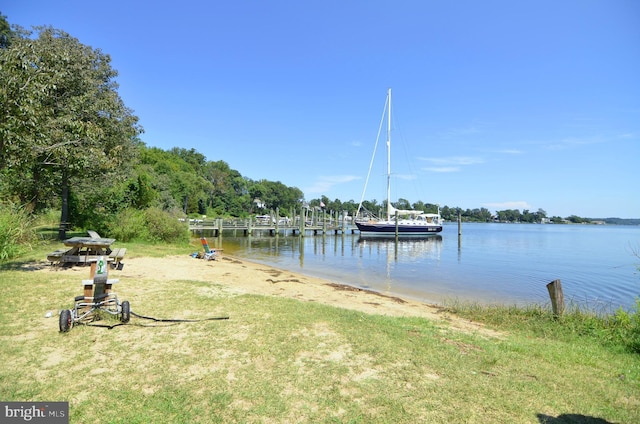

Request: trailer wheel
left=59, top=309, right=73, bottom=332
left=120, top=301, right=130, bottom=323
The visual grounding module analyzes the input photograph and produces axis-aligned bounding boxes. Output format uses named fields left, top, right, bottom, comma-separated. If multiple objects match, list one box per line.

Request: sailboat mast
left=386, top=88, right=392, bottom=221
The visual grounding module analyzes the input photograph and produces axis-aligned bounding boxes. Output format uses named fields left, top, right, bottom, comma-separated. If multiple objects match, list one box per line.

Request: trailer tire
left=121, top=301, right=130, bottom=323
left=59, top=309, right=72, bottom=332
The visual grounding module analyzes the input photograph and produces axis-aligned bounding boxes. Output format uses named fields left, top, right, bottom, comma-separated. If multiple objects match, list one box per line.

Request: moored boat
left=355, top=89, right=443, bottom=238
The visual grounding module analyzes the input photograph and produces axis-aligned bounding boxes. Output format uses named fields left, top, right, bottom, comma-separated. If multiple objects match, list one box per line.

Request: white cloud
left=496, top=149, right=524, bottom=155
left=546, top=135, right=605, bottom=151
left=440, top=126, right=482, bottom=137
left=482, top=201, right=532, bottom=210
left=305, top=175, right=361, bottom=194
left=546, top=132, right=637, bottom=151
left=419, top=156, right=483, bottom=173
left=394, top=173, right=417, bottom=180
left=419, top=156, right=484, bottom=166
left=423, top=166, right=460, bottom=173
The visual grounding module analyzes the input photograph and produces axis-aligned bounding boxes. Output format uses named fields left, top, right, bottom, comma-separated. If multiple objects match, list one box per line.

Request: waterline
left=201, top=223, right=640, bottom=312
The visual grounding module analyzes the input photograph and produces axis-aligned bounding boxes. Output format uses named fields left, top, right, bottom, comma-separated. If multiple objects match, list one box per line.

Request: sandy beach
left=48, top=252, right=500, bottom=336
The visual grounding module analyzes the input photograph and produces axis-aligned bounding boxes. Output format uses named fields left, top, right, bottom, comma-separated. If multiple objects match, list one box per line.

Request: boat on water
left=355, top=89, right=443, bottom=238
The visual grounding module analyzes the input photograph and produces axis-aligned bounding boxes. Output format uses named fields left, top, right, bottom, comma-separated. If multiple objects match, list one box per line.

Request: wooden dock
left=189, top=218, right=358, bottom=237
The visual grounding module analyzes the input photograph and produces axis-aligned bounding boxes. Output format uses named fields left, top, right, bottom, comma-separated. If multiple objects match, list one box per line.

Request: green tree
left=341, top=199, right=358, bottom=217
left=327, top=198, right=343, bottom=214
left=204, top=160, right=247, bottom=215
left=496, top=209, right=522, bottom=223
left=534, top=208, right=547, bottom=223
left=477, top=207, right=492, bottom=222
left=0, top=26, right=142, bottom=238
left=358, top=199, right=381, bottom=218
left=137, top=146, right=216, bottom=216
left=439, top=205, right=454, bottom=221
left=0, top=12, right=13, bottom=48
left=259, top=180, right=303, bottom=212
left=521, top=209, right=534, bottom=223
left=567, top=215, right=589, bottom=224
left=393, top=198, right=411, bottom=210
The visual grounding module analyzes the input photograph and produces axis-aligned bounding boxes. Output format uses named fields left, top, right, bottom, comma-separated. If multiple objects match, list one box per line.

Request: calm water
left=202, top=223, right=640, bottom=312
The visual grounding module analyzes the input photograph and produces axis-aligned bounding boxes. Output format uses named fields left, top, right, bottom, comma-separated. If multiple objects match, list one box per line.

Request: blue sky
left=4, top=1, right=639, bottom=218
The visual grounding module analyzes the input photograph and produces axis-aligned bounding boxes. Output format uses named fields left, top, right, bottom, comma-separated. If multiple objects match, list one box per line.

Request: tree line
left=0, top=15, right=620, bottom=250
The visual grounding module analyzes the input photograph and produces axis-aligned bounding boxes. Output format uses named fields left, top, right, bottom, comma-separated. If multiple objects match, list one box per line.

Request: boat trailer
left=59, top=256, right=129, bottom=332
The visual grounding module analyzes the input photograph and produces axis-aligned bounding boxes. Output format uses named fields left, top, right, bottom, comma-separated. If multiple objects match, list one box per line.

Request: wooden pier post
left=457, top=211, right=462, bottom=250
left=394, top=210, right=399, bottom=241
left=546, top=279, right=565, bottom=317
left=299, top=209, right=305, bottom=237
left=322, top=209, right=327, bottom=234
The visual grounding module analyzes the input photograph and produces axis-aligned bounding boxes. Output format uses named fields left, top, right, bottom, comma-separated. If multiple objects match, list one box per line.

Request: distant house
left=253, top=198, right=265, bottom=209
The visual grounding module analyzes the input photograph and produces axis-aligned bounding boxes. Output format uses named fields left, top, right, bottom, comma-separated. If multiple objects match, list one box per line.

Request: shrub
left=106, top=207, right=189, bottom=243
left=143, top=207, right=190, bottom=243
left=0, top=203, right=36, bottom=261
left=107, top=208, right=148, bottom=242
left=32, top=209, right=61, bottom=228
left=612, top=299, right=640, bottom=353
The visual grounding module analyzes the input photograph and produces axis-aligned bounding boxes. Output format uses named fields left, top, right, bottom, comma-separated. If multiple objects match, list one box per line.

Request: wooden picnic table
left=47, top=234, right=127, bottom=268
left=63, top=236, right=115, bottom=252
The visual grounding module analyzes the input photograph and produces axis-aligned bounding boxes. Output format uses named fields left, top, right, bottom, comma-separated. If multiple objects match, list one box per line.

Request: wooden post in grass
left=546, top=279, right=565, bottom=317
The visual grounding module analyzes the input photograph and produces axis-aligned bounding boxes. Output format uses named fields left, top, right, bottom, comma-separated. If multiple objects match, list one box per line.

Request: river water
left=201, top=223, right=640, bottom=313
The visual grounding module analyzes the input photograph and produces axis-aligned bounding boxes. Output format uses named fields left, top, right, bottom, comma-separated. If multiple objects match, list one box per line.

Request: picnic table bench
left=47, top=232, right=126, bottom=269
left=108, top=247, right=127, bottom=269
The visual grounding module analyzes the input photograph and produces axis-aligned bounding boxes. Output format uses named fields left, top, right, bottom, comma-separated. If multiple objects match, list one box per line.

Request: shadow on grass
left=538, top=413, right=614, bottom=423
left=0, top=259, right=52, bottom=272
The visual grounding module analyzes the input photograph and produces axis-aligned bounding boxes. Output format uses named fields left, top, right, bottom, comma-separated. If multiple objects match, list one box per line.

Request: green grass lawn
left=1, top=242, right=638, bottom=423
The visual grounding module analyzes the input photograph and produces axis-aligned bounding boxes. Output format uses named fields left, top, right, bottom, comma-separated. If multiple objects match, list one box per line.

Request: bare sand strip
left=49, top=253, right=501, bottom=337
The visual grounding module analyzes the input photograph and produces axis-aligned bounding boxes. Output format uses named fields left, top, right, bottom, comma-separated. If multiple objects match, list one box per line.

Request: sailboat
left=355, top=89, right=443, bottom=238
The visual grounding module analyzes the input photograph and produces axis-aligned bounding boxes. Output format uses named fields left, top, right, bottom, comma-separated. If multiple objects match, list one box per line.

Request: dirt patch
left=326, top=283, right=408, bottom=304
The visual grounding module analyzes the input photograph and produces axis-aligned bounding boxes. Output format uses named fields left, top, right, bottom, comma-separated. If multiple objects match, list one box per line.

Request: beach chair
left=200, top=237, right=217, bottom=260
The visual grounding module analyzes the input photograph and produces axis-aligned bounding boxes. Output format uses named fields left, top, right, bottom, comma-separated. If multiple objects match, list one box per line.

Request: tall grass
left=444, top=299, right=640, bottom=354
left=0, top=202, right=37, bottom=261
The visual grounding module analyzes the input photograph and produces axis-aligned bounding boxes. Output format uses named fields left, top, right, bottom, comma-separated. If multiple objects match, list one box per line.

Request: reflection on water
left=196, top=223, right=640, bottom=312
left=217, top=233, right=443, bottom=267
left=353, top=236, right=443, bottom=295
left=356, top=236, right=443, bottom=259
